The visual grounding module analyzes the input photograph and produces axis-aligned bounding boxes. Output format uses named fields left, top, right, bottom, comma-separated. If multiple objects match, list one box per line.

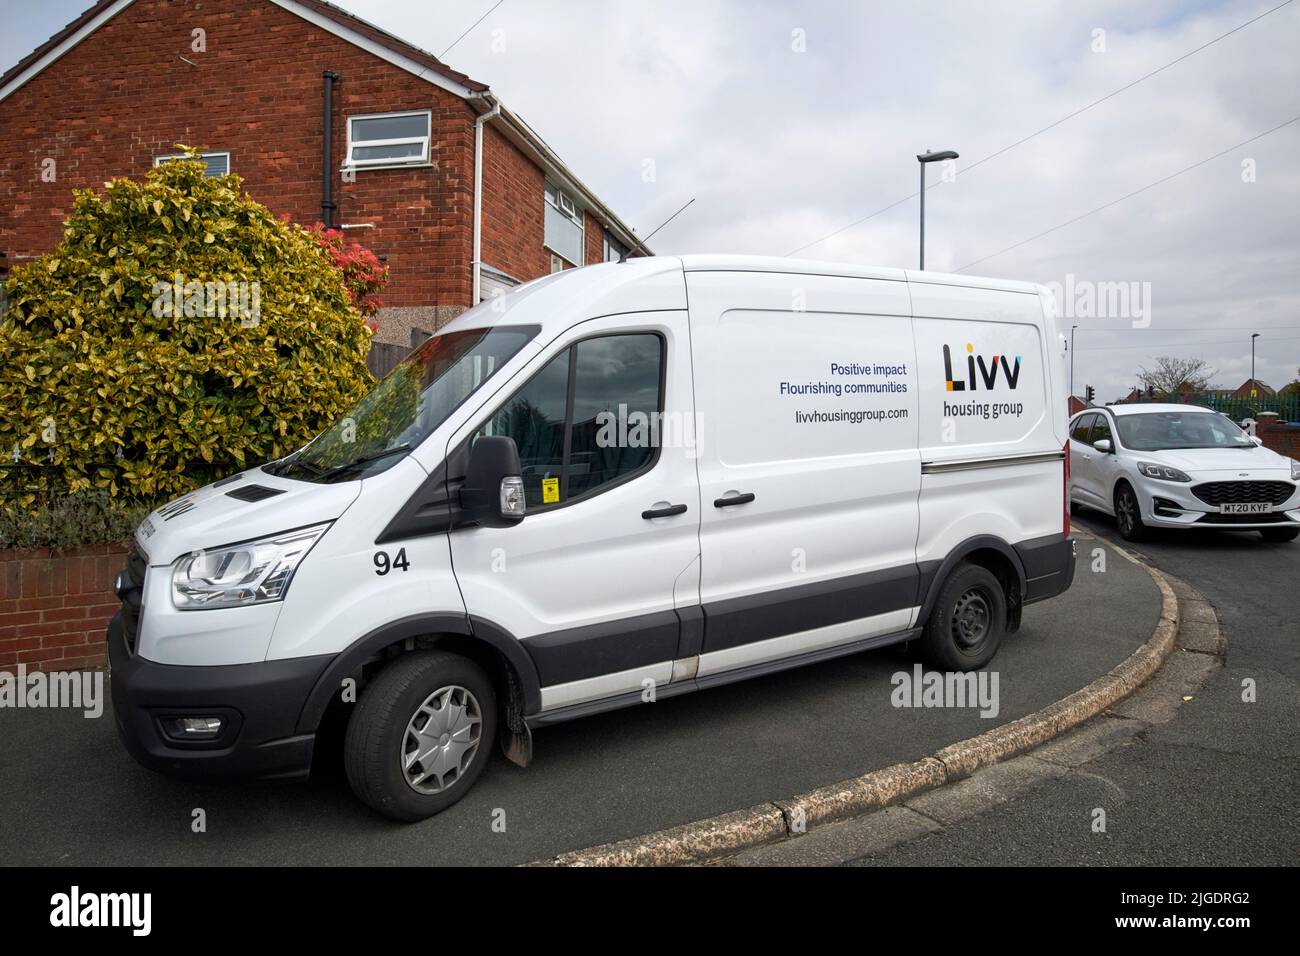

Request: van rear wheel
left=345, top=650, right=497, bottom=822
left=921, top=562, right=1007, bottom=671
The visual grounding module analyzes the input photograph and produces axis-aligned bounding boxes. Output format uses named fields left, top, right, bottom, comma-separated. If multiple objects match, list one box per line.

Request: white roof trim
left=0, top=0, right=135, bottom=104
left=267, top=0, right=477, bottom=99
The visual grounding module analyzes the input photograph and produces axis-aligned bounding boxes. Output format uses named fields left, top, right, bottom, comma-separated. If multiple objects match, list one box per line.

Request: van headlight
left=172, top=524, right=329, bottom=610
left=1137, top=461, right=1192, bottom=482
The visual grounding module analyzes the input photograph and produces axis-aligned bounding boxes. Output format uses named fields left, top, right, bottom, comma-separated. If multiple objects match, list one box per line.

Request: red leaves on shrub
left=311, top=224, right=388, bottom=319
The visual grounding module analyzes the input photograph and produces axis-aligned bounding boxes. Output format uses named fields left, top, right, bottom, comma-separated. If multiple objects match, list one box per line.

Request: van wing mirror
left=1092, top=438, right=1113, bottom=454
left=460, top=436, right=526, bottom=528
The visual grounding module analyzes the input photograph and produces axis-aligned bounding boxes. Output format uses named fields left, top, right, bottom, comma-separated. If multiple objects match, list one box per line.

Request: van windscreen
left=271, top=325, right=539, bottom=483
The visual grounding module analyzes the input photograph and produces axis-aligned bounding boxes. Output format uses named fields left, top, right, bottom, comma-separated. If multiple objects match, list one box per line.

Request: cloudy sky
left=5, top=0, right=1298, bottom=401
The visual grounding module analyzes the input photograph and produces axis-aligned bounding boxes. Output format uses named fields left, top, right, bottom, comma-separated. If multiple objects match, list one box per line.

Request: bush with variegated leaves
left=0, top=150, right=377, bottom=508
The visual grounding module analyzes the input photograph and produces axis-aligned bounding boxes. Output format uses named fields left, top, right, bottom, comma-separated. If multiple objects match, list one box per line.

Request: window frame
left=1090, top=411, right=1114, bottom=446
left=543, top=180, right=584, bottom=266
left=344, top=109, right=432, bottom=170
left=1069, top=414, right=1096, bottom=444
left=603, top=228, right=631, bottom=263
left=154, top=150, right=231, bottom=177
left=468, top=329, right=667, bottom=515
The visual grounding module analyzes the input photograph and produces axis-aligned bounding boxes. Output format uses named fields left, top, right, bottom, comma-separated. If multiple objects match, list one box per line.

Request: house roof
left=0, top=0, right=487, bottom=97
left=1236, top=377, right=1275, bottom=396
left=0, top=0, right=650, bottom=255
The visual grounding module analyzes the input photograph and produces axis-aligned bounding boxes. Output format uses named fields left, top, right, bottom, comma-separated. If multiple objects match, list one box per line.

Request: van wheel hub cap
left=402, top=685, right=482, bottom=795
left=952, top=589, right=991, bottom=648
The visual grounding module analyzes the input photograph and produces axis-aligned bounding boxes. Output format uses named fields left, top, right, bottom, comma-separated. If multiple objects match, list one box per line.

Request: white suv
left=1068, top=403, right=1300, bottom=542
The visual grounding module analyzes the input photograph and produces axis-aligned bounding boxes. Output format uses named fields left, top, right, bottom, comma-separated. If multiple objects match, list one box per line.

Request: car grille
left=1191, top=481, right=1295, bottom=507
left=116, top=546, right=148, bottom=655
left=1197, top=512, right=1294, bottom=525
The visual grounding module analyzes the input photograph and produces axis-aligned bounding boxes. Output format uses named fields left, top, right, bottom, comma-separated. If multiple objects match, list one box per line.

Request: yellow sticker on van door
left=541, top=477, right=560, bottom=504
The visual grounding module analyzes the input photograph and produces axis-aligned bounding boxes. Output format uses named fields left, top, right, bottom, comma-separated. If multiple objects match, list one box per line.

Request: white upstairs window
left=346, top=111, right=431, bottom=168
left=155, top=151, right=230, bottom=177
left=544, top=181, right=583, bottom=266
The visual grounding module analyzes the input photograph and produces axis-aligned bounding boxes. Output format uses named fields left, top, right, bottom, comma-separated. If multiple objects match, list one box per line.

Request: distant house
left=1067, top=395, right=1091, bottom=416
left=1230, top=378, right=1276, bottom=400
left=0, top=0, right=649, bottom=347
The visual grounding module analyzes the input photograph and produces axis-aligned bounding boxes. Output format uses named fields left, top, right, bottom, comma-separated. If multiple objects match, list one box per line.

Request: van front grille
left=1191, top=481, right=1294, bottom=507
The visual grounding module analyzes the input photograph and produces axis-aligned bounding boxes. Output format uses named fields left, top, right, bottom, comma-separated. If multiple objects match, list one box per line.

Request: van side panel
left=685, top=270, right=922, bottom=675
left=909, top=283, right=1063, bottom=571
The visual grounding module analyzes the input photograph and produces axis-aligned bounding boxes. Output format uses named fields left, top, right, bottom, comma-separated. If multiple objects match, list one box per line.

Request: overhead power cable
left=784, top=0, right=1294, bottom=256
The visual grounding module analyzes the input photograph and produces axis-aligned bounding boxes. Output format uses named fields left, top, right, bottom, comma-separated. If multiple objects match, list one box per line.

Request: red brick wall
left=585, top=210, right=607, bottom=266
left=0, top=545, right=125, bottom=672
left=0, top=0, right=476, bottom=319
left=1257, top=421, right=1300, bottom=461
left=480, top=124, right=550, bottom=278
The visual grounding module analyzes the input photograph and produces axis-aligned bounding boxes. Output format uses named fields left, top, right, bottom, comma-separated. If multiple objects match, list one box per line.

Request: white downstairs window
left=345, top=111, right=431, bottom=169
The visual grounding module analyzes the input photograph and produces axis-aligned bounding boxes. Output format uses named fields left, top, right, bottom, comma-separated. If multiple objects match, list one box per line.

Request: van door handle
left=713, top=492, right=755, bottom=508
left=642, top=503, right=688, bottom=520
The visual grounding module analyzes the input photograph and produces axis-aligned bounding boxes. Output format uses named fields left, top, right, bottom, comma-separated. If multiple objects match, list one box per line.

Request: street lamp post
left=1070, top=324, right=1079, bottom=399
left=917, top=149, right=959, bottom=270
left=1251, top=332, right=1260, bottom=386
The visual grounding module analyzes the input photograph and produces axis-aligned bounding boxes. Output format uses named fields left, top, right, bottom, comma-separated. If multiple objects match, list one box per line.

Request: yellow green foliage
left=0, top=152, right=374, bottom=506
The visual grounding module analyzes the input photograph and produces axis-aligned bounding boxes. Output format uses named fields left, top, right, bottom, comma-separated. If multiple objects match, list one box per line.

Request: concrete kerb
left=540, top=534, right=1179, bottom=866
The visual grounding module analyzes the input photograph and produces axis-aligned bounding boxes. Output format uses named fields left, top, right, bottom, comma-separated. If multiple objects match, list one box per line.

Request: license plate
left=1220, top=502, right=1271, bottom=514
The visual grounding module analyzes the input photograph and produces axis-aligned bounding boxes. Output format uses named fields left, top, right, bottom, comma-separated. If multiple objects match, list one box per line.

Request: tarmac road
left=0, top=531, right=1158, bottom=866
left=844, top=513, right=1300, bottom=866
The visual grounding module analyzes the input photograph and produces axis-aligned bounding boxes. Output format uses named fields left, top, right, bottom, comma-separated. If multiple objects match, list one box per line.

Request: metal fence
left=1117, top=392, right=1300, bottom=423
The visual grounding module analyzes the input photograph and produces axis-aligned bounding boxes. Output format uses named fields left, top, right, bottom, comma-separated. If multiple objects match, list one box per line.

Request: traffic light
left=1085, top=385, right=1095, bottom=404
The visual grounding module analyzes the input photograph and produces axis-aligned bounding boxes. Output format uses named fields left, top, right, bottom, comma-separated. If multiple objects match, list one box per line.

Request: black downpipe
left=322, top=70, right=340, bottom=228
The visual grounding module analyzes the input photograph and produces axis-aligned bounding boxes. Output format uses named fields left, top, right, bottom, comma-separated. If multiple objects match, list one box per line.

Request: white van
left=109, top=255, right=1075, bottom=820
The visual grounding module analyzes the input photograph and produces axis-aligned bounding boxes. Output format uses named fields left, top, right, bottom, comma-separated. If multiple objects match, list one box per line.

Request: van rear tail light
left=1063, top=439, right=1070, bottom=537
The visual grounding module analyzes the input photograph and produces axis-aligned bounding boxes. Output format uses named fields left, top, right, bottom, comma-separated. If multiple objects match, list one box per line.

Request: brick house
left=0, top=0, right=649, bottom=347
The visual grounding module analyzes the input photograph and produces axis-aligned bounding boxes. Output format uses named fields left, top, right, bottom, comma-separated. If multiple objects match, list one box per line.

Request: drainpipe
left=472, top=100, right=501, bottom=305
left=321, top=71, right=340, bottom=228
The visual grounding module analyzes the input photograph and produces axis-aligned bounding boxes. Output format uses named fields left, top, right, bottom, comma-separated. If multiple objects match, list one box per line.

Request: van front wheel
left=345, top=650, right=497, bottom=822
left=921, top=562, right=1007, bottom=671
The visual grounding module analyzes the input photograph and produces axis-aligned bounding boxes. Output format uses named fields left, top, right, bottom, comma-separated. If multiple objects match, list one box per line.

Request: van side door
left=445, top=311, right=701, bottom=715
left=684, top=270, right=922, bottom=677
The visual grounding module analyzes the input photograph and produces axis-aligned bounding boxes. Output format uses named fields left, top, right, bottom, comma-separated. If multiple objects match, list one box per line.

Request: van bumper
left=1015, top=533, right=1076, bottom=605
left=107, top=612, right=333, bottom=781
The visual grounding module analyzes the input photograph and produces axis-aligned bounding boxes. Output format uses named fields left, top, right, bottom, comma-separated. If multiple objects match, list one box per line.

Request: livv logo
left=943, top=343, right=1021, bottom=392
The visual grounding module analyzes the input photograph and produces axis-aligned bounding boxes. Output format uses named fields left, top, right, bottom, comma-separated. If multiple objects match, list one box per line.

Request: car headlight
left=1137, top=461, right=1192, bottom=482
left=172, top=524, right=329, bottom=610
left=1292, top=459, right=1300, bottom=482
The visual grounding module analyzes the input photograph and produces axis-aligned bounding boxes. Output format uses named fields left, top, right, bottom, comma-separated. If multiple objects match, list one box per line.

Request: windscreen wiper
left=317, top=444, right=412, bottom=481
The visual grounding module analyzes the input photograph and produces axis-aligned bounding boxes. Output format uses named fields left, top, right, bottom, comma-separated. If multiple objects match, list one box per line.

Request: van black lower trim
left=1014, top=533, right=1075, bottom=604
left=700, top=563, right=919, bottom=654
left=296, top=612, right=543, bottom=728
left=527, top=625, right=921, bottom=729
left=108, top=613, right=331, bottom=782
left=522, top=609, right=681, bottom=686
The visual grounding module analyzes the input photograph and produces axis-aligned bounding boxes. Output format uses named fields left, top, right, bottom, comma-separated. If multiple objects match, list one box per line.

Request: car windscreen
left=270, top=325, right=539, bottom=483
left=1115, top=411, right=1255, bottom=451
